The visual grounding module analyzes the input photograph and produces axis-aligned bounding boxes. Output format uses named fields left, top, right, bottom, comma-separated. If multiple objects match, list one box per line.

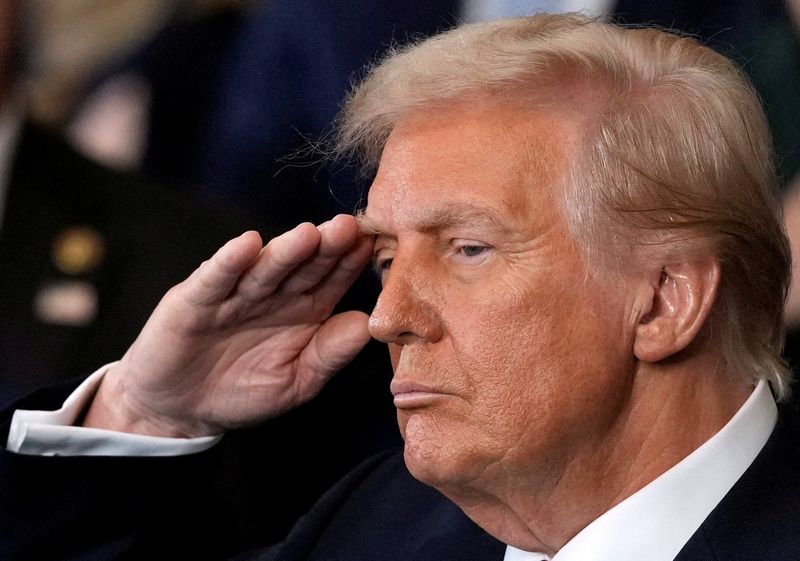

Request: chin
left=400, top=413, right=488, bottom=491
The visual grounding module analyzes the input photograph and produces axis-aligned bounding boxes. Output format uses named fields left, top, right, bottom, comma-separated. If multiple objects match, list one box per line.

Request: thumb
left=296, top=311, right=371, bottom=396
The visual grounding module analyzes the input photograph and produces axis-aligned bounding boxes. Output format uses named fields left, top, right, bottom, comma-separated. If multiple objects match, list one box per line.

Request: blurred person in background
left=0, top=0, right=401, bottom=554
left=0, top=0, right=250, bottom=408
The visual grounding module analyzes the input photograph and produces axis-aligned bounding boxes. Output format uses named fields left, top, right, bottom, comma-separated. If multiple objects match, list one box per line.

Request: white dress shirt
left=7, top=374, right=777, bottom=561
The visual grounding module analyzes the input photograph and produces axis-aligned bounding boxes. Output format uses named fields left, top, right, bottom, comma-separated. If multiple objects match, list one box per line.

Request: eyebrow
left=355, top=204, right=513, bottom=238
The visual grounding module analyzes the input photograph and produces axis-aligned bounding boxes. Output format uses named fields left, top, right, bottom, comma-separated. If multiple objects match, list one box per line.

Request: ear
left=633, top=259, right=721, bottom=363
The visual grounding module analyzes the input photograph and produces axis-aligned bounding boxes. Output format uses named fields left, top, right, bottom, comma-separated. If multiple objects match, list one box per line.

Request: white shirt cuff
left=6, top=363, right=222, bottom=456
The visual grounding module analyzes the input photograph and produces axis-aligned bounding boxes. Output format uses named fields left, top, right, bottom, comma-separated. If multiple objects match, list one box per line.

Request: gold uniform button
left=52, top=226, right=105, bottom=276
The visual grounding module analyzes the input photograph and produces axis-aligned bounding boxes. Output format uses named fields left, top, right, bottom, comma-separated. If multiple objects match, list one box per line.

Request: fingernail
left=318, top=220, right=332, bottom=231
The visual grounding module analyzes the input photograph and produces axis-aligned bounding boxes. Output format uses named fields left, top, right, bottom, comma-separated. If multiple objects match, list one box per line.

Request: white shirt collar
left=504, top=380, right=778, bottom=561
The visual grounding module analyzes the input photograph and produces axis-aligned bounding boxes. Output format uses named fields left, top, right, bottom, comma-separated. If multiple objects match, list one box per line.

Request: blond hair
left=335, top=13, right=792, bottom=399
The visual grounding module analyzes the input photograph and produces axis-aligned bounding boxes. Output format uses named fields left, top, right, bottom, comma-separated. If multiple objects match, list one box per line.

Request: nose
left=368, top=258, right=443, bottom=346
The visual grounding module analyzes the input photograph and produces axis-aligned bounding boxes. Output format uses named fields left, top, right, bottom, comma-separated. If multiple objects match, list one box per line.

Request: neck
left=440, top=356, right=752, bottom=555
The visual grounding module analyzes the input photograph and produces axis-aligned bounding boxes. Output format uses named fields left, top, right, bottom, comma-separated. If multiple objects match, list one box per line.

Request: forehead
left=362, top=100, right=576, bottom=231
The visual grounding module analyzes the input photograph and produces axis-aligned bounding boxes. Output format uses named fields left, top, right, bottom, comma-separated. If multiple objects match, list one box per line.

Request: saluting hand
left=83, top=214, right=374, bottom=437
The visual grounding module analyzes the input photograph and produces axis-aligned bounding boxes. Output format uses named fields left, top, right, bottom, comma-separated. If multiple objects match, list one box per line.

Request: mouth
left=390, top=381, right=449, bottom=409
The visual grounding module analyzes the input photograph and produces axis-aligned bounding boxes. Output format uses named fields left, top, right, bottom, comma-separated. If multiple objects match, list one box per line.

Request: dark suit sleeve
left=0, top=383, right=401, bottom=561
left=0, top=447, right=228, bottom=560
left=0, top=388, right=235, bottom=560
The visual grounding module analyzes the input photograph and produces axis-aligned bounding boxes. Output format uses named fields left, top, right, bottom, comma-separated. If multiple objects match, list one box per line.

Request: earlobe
left=633, top=260, right=720, bottom=363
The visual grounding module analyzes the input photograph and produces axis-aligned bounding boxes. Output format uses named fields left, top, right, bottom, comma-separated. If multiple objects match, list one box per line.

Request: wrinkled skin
left=363, top=103, right=636, bottom=501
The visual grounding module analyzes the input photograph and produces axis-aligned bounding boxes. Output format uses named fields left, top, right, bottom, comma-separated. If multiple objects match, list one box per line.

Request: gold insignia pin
left=51, top=226, right=105, bottom=276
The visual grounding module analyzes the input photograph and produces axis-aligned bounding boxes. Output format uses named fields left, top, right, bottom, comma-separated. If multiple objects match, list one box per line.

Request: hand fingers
left=183, top=231, right=263, bottom=305
left=295, top=311, right=371, bottom=397
left=279, top=214, right=362, bottom=294
left=235, top=223, right=321, bottom=300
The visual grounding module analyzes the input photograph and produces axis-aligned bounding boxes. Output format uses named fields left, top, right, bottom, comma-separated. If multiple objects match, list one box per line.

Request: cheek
left=455, top=279, right=575, bottom=381
left=449, top=277, right=623, bottom=428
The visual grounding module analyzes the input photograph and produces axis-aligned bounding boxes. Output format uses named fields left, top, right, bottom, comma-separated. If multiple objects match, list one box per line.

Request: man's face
left=362, top=102, right=639, bottom=498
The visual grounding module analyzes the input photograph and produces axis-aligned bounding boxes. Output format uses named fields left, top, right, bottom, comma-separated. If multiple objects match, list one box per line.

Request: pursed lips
left=390, top=381, right=451, bottom=408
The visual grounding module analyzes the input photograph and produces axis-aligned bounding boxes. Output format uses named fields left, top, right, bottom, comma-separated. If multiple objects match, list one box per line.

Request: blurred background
left=19, top=0, right=800, bottom=229
left=1, top=0, right=798, bottom=555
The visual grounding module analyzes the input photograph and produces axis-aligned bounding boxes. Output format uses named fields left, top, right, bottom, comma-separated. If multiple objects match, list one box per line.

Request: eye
left=374, top=257, right=393, bottom=274
left=372, top=248, right=394, bottom=281
left=453, top=241, right=493, bottom=264
left=460, top=245, right=488, bottom=258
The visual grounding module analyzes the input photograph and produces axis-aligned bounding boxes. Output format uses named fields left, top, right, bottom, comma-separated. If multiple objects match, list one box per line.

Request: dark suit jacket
left=0, top=401, right=798, bottom=560
left=250, top=409, right=800, bottom=561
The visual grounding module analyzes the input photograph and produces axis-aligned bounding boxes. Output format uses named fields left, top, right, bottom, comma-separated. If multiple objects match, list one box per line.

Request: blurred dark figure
left=0, top=2, right=249, bottom=409
left=70, top=3, right=247, bottom=189
left=1, top=1, right=401, bottom=554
